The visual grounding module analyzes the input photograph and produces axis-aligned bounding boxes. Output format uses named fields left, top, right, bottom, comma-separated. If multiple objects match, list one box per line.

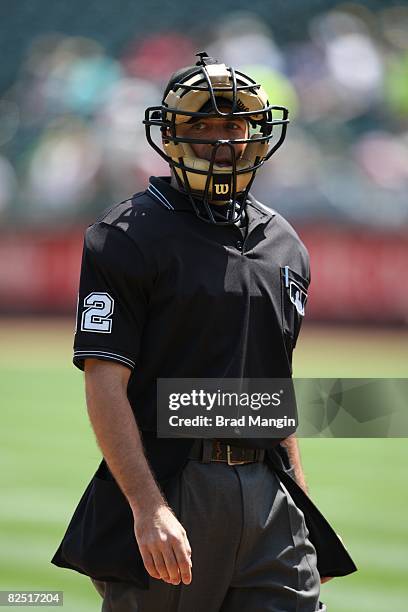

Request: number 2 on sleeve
left=81, top=292, right=114, bottom=333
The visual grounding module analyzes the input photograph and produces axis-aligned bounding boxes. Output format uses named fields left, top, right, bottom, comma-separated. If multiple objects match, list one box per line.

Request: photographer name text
left=168, top=415, right=296, bottom=429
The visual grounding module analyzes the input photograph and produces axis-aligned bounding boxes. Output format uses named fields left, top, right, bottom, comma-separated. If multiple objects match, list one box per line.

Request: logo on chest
left=289, top=281, right=307, bottom=316
left=283, top=266, right=308, bottom=317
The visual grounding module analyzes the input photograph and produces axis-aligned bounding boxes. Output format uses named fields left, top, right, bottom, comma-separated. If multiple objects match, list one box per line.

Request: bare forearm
left=280, top=434, right=309, bottom=494
left=84, top=359, right=192, bottom=585
left=85, top=360, right=165, bottom=514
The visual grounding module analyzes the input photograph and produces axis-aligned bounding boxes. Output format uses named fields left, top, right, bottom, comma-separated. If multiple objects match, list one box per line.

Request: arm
left=84, top=358, right=192, bottom=586
left=280, top=434, right=308, bottom=495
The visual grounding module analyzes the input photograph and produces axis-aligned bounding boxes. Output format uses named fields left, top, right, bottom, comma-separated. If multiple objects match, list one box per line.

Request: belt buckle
left=227, top=444, right=247, bottom=465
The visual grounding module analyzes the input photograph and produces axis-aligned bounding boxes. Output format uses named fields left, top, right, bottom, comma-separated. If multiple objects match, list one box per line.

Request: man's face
left=175, top=106, right=249, bottom=166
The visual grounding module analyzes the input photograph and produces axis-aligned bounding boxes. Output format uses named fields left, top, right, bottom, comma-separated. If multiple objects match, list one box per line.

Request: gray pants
left=92, top=459, right=327, bottom=611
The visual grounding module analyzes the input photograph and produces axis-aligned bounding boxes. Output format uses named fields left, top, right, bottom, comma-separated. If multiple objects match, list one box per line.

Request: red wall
left=0, top=230, right=83, bottom=313
left=1, top=226, right=407, bottom=323
left=303, top=227, right=408, bottom=323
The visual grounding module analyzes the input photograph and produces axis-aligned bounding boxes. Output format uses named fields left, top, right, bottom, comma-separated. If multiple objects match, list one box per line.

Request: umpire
left=52, top=53, right=357, bottom=611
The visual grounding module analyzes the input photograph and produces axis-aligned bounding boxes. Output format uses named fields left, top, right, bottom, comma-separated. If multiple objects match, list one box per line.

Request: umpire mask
left=144, top=52, right=289, bottom=225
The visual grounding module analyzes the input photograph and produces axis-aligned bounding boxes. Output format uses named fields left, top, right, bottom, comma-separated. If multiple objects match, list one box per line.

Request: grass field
left=0, top=319, right=407, bottom=612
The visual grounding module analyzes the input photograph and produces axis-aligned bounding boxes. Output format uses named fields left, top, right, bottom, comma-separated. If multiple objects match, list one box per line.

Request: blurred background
left=0, top=0, right=407, bottom=611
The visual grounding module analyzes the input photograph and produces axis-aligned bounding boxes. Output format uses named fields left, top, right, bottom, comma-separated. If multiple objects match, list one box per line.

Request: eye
left=226, top=121, right=247, bottom=131
left=191, top=122, right=207, bottom=131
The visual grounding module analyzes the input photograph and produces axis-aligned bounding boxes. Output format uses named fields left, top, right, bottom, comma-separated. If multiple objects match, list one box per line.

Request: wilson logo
left=236, top=99, right=249, bottom=112
left=214, top=184, right=229, bottom=195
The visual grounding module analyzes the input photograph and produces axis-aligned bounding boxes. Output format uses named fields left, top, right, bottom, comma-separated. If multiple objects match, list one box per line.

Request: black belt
left=188, top=439, right=265, bottom=465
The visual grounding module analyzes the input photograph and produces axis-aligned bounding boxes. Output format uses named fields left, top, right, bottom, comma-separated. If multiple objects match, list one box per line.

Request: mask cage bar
left=161, top=101, right=287, bottom=120
left=144, top=104, right=289, bottom=176
left=144, top=95, right=288, bottom=139
left=172, top=67, right=261, bottom=98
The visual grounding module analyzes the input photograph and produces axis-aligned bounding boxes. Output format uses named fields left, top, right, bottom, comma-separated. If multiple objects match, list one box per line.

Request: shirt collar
left=148, top=176, right=191, bottom=212
left=147, top=176, right=275, bottom=228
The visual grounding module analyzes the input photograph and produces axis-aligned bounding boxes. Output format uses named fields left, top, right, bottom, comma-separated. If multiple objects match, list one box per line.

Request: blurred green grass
left=0, top=319, right=407, bottom=612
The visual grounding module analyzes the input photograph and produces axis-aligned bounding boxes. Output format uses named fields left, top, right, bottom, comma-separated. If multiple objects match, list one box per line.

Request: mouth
left=214, top=160, right=232, bottom=167
left=203, top=156, right=233, bottom=166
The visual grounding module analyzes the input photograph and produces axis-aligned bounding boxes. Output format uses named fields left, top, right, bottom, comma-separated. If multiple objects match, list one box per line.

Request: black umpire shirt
left=73, top=176, right=310, bottom=436
left=51, top=176, right=357, bottom=585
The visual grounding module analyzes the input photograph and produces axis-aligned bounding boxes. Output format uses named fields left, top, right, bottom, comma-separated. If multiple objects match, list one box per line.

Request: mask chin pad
left=239, top=134, right=268, bottom=166
left=164, top=141, right=208, bottom=171
left=164, top=133, right=267, bottom=174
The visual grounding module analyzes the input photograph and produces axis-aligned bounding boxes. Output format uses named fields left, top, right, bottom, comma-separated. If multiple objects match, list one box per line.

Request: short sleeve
left=73, top=222, right=150, bottom=371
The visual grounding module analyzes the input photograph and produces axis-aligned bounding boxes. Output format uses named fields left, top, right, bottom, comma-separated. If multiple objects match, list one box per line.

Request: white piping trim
left=147, top=186, right=171, bottom=210
left=147, top=183, right=174, bottom=210
left=74, top=350, right=135, bottom=368
left=149, top=183, right=174, bottom=209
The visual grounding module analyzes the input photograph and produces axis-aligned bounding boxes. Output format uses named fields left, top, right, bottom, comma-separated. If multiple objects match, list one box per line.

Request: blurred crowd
left=0, top=4, right=407, bottom=228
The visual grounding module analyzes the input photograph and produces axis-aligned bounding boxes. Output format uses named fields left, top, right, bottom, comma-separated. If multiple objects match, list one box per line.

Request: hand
left=133, top=503, right=192, bottom=585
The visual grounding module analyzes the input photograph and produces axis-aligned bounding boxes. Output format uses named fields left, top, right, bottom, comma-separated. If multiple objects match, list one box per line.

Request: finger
left=183, top=532, right=192, bottom=561
left=151, top=549, right=171, bottom=582
left=320, top=576, right=334, bottom=584
left=173, top=541, right=192, bottom=585
left=139, top=547, right=160, bottom=580
left=161, top=545, right=182, bottom=584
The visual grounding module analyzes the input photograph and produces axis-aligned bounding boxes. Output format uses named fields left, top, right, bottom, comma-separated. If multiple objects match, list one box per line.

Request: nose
left=212, top=127, right=233, bottom=142
left=212, top=142, right=233, bottom=162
